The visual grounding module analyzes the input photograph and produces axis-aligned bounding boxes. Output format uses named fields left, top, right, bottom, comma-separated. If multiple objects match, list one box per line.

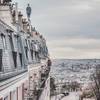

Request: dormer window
left=6, top=29, right=14, bottom=51
left=8, top=34, right=14, bottom=51
left=0, top=49, right=3, bottom=72
left=28, top=40, right=31, bottom=49
left=1, top=33, right=6, bottom=50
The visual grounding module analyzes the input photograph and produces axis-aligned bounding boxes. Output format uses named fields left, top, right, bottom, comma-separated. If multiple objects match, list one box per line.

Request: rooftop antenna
left=26, top=3, right=32, bottom=21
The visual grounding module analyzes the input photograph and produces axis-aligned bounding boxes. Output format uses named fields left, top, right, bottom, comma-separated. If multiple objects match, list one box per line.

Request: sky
left=13, top=0, right=100, bottom=59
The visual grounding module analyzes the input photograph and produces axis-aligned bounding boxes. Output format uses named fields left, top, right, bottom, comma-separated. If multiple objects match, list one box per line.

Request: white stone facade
left=0, top=2, right=50, bottom=100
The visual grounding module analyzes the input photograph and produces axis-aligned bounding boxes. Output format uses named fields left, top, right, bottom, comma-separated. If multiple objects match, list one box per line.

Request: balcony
left=35, top=69, right=50, bottom=100
left=0, top=67, right=28, bottom=81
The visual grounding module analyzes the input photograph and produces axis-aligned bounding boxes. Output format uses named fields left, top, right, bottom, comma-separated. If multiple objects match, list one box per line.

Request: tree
left=90, top=64, right=100, bottom=100
left=50, top=76, right=56, bottom=96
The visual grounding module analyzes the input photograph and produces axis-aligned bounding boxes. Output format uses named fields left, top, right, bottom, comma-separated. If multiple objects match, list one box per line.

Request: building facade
left=0, top=1, right=51, bottom=100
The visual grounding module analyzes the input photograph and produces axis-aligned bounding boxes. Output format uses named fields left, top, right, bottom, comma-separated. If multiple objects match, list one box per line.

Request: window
left=30, top=49, right=33, bottom=60
left=28, top=40, right=31, bottom=49
left=12, top=51, right=17, bottom=68
left=25, top=39, right=28, bottom=47
left=31, top=42, right=33, bottom=49
left=9, top=35, right=14, bottom=51
left=25, top=39, right=29, bottom=60
left=0, top=49, right=2, bottom=72
left=1, top=34, right=6, bottom=49
left=17, top=36, right=21, bottom=52
left=25, top=47, right=28, bottom=59
left=19, top=53, right=22, bottom=66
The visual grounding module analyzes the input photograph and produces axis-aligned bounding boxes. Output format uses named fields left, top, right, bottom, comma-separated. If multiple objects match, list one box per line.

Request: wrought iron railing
left=0, top=67, right=28, bottom=81
left=36, top=68, right=50, bottom=100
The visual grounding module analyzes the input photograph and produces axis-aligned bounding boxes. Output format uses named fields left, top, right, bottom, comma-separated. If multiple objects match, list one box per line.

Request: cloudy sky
left=14, top=0, right=100, bottom=59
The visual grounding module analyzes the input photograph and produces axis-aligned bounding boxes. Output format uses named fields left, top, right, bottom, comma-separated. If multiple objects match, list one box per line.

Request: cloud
left=15, top=0, right=100, bottom=59
left=47, top=37, right=100, bottom=58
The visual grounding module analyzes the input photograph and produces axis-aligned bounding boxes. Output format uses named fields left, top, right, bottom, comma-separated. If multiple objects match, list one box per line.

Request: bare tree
left=50, top=76, right=56, bottom=96
left=90, top=64, right=100, bottom=100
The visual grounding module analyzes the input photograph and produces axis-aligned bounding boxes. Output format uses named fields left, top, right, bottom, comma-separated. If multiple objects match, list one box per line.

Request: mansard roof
left=0, top=19, right=14, bottom=32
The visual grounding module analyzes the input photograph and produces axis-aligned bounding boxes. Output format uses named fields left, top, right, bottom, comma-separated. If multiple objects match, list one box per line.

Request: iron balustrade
left=35, top=68, right=50, bottom=100
left=0, top=67, right=28, bottom=81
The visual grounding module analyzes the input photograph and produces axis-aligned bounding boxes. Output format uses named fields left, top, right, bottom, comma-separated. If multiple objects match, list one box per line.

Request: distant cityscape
left=50, top=59, right=100, bottom=100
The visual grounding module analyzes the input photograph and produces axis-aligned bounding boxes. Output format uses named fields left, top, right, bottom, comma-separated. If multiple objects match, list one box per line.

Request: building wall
left=0, top=78, right=28, bottom=100
left=39, top=77, right=50, bottom=100
left=0, top=3, right=50, bottom=100
left=18, top=86, right=23, bottom=100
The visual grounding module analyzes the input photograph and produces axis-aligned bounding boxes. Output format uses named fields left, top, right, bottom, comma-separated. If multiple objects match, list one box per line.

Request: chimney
left=22, top=18, right=28, bottom=32
left=11, top=3, right=18, bottom=24
left=27, top=23, right=30, bottom=33
left=15, top=2, right=18, bottom=22
left=12, top=9, right=16, bottom=23
left=18, top=11, right=23, bottom=30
